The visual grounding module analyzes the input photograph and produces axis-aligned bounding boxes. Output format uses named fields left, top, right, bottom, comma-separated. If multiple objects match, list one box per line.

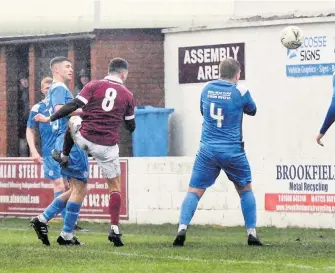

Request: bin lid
left=135, top=106, right=174, bottom=115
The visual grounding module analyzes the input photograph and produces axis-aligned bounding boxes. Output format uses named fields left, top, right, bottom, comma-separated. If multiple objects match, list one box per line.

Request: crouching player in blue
left=173, top=58, right=263, bottom=247
left=316, top=72, right=335, bottom=147
left=30, top=57, right=89, bottom=246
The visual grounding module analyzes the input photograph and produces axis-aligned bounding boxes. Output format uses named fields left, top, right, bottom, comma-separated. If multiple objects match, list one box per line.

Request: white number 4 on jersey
left=210, top=103, right=224, bottom=128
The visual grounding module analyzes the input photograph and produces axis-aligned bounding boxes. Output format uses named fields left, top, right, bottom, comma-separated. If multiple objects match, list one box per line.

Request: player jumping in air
left=173, top=58, right=263, bottom=247
left=34, top=58, right=135, bottom=247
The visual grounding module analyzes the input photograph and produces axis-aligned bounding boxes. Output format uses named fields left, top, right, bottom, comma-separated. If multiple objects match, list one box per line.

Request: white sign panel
left=265, top=164, right=335, bottom=213
left=286, top=35, right=335, bottom=77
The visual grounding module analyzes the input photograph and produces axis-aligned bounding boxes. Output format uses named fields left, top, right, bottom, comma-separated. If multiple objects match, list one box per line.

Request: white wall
left=126, top=157, right=335, bottom=228
left=164, top=19, right=335, bottom=158
left=160, top=18, right=335, bottom=228
left=1, top=156, right=334, bottom=228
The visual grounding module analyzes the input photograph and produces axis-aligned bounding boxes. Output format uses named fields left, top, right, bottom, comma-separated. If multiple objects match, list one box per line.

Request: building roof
left=0, top=28, right=164, bottom=45
left=163, top=14, right=335, bottom=34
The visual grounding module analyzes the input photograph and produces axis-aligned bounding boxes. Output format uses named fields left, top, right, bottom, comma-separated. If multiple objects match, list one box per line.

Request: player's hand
left=31, top=152, right=43, bottom=164
left=316, top=133, right=325, bottom=147
left=33, top=113, right=50, bottom=123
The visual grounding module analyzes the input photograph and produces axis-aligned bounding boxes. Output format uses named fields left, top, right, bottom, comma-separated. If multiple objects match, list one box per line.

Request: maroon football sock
left=109, top=192, right=121, bottom=225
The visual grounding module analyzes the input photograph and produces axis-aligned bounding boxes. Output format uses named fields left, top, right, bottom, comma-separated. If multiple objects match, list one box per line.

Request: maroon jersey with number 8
left=76, top=76, right=135, bottom=146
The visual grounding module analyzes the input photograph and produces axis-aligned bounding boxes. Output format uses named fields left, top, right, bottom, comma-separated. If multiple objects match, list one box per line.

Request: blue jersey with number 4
left=200, top=80, right=257, bottom=150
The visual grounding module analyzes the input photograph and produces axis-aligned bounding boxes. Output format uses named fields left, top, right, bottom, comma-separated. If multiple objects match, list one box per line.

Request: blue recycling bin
left=132, top=106, right=174, bottom=157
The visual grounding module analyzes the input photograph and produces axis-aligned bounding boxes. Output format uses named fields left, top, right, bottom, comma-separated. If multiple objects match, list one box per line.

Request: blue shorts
left=189, top=145, right=251, bottom=189
left=43, top=155, right=62, bottom=180
left=55, top=135, right=89, bottom=183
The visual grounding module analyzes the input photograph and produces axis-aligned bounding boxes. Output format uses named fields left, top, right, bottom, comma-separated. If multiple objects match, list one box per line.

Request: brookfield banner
left=265, top=164, right=335, bottom=213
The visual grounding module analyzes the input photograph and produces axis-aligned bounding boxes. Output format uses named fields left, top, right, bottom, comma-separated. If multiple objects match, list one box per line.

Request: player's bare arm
left=26, top=127, right=43, bottom=164
left=316, top=133, right=325, bottom=147
left=317, top=96, right=335, bottom=146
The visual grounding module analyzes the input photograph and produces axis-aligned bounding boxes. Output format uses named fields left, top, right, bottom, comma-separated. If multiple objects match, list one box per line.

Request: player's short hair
left=108, top=58, right=128, bottom=74
left=50, top=56, right=70, bottom=69
left=219, top=58, right=241, bottom=79
left=41, top=76, right=53, bottom=89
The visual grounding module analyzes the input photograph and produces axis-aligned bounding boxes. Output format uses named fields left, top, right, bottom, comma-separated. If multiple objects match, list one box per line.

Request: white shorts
left=69, top=116, right=121, bottom=179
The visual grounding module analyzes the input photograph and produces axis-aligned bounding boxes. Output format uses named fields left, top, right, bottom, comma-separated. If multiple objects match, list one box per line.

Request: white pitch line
left=111, top=251, right=335, bottom=271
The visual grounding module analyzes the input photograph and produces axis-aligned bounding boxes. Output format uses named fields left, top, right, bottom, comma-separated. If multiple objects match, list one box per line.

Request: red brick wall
left=0, top=29, right=165, bottom=157
left=0, top=46, right=30, bottom=156
left=91, top=29, right=165, bottom=156
left=29, top=44, right=36, bottom=108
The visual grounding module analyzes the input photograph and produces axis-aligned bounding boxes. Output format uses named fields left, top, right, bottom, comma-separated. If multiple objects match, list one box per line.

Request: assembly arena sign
left=178, top=43, right=245, bottom=84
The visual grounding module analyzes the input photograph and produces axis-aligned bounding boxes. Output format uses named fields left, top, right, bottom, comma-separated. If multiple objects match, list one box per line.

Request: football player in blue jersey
left=26, top=77, right=67, bottom=221
left=316, top=72, right=335, bottom=146
left=173, top=58, right=263, bottom=247
left=30, top=57, right=89, bottom=246
left=27, top=76, right=87, bottom=232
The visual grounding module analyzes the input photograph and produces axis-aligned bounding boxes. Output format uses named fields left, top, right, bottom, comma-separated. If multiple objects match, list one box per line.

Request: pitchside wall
left=126, top=157, right=335, bottom=229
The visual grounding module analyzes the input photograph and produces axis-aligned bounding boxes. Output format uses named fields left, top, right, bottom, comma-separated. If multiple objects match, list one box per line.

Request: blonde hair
left=41, top=77, right=53, bottom=89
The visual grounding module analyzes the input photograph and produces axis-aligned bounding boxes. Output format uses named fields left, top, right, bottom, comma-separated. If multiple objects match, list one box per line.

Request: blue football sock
left=42, top=198, right=67, bottom=222
left=54, top=191, right=66, bottom=220
left=179, top=192, right=200, bottom=226
left=62, top=201, right=82, bottom=233
left=240, top=190, right=256, bottom=229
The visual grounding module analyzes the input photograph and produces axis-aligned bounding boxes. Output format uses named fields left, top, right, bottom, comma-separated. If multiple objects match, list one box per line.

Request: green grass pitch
left=0, top=218, right=334, bottom=273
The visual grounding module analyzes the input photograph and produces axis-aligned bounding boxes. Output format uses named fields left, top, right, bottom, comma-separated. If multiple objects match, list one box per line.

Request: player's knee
left=188, top=186, right=205, bottom=199
left=68, top=116, right=78, bottom=132
left=234, top=183, right=252, bottom=195
left=64, top=181, right=70, bottom=191
left=53, top=178, right=66, bottom=192
left=69, top=116, right=77, bottom=125
left=72, top=183, right=88, bottom=198
left=107, top=176, right=121, bottom=192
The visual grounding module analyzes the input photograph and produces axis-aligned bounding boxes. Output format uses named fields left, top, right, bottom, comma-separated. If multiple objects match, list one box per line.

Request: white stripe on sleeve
left=76, top=95, right=88, bottom=105
left=125, top=115, right=135, bottom=120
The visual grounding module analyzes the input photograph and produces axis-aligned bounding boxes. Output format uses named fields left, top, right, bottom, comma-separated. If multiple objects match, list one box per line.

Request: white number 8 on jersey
left=102, top=88, right=117, bottom=112
left=210, top=102, right=224, bottom=128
